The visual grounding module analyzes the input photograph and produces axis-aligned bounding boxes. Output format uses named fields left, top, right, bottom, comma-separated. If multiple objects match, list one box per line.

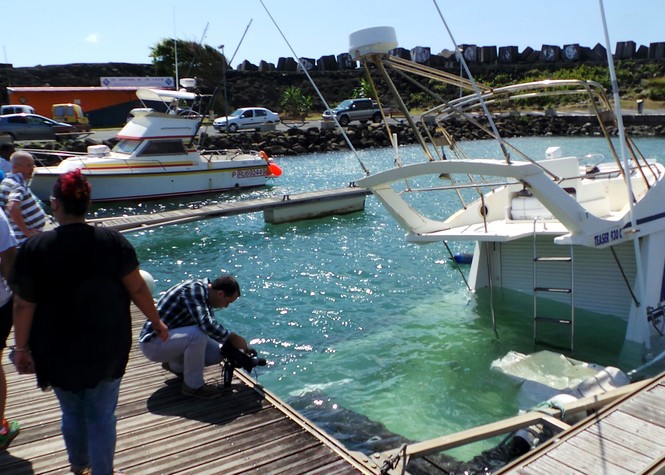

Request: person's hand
left=228, top=332, right=248, bottom=352
left=14, top=350, right=35, bottom=374
left=153, top=320, right=169, bottom=341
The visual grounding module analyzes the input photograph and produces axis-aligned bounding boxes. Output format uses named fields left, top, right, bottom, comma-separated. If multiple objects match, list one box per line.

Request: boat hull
left=31, top=163, right=269, bottom=202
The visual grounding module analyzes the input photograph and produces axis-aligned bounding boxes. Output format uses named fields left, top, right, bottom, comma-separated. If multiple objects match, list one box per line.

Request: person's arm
left=0, top=245, right=16, bottom=280
left=122, top=268, right=169, bottom=341
left=12, top=295, right=36, bottom=374
left=6, top=200, right=36, bottom=237
left=226, top=332, right=249, bottom=352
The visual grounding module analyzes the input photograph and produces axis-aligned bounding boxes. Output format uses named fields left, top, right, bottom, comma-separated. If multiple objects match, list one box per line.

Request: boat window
left=138, top=140, right=187, bottom=156
left=113, top=139, right=141, bottom=155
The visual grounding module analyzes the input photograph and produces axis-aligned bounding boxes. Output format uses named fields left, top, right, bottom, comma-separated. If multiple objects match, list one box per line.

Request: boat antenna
left=259, top=0, right=370, bottom=176
left=598, top=0, right=648, bottom=350
left=173, top=8, right=179, bottom=88
left=228, top=19, right=253, bottom=67
left=431, top=0, right=511, bottom=164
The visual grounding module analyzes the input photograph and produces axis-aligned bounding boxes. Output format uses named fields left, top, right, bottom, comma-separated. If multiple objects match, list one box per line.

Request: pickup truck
left=322, top=98, right=387, bottom=126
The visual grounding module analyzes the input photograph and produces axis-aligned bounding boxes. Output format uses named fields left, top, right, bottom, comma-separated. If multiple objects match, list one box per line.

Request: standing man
left=140, top=275, right=263, bottom=399
left=11, top=169, right=168, bottom=475
left=0, top=207, right=18, bottom=449
left=0, top=151, right=47, bottom=244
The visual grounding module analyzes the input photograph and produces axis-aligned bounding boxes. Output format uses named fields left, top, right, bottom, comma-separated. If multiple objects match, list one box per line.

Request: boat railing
left=199, top=148, right=249, bottom=162
left=361, top=54, right=662, bottom=215
left=26, top=148, right=88, bottom=167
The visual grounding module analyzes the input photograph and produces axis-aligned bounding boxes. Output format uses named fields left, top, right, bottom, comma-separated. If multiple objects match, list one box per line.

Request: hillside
left=3, top=59, right=664, bottom=115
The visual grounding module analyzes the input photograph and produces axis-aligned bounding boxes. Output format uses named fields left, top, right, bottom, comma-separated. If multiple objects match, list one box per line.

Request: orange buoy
left=268, top=162, right=283, bottom=177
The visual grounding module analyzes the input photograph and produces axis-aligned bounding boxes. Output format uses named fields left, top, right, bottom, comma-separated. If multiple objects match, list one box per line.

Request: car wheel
left=339, top=115, right=350, bottom=127
left=229, top=123, right=238, bottom=133
left=372, top=112, right=382, bottom=124
left=0, top=132, right=15, bottom=143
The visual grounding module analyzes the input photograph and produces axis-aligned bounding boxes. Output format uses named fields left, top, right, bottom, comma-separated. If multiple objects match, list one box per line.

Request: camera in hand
left=244, top=348, right=267, bottom=370
left=221, top=345, right=266, bottom=387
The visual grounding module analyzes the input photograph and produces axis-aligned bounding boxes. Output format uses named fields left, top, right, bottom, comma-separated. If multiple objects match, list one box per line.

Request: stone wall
left=242, top=40, right=665, bottom=73
left=28, top=113, right=665, bottom=160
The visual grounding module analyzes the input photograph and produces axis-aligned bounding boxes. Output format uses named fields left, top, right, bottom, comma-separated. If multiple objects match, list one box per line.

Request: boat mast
left=598, top=0, right=648, bottom=351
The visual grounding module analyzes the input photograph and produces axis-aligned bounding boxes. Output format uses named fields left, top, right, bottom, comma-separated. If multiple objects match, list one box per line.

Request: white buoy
left=139, top=269, right=156, bottom=294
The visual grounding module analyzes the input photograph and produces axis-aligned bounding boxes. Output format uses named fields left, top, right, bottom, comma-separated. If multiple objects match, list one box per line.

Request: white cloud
left=85, top=33, right=100, bottom=44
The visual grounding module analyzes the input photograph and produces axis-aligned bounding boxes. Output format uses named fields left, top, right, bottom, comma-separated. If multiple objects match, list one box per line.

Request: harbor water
left=95, top=136, right=665, bottom=463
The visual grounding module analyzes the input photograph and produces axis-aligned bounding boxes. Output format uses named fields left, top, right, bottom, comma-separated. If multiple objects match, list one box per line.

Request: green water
left=119, top=137, right=664, bottom=462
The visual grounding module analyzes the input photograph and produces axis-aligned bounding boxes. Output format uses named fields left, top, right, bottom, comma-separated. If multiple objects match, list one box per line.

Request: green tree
left=279, top=86, right=313, bottom=120
left=351, top=78, right=373, bottom=99
left=150, top=38, right=227, bottom=91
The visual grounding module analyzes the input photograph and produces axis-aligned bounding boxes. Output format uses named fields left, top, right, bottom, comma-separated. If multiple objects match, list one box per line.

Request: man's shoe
left=161, top=362, right=183, bottom=379
left=181, top=383, right=222, bottom=399
left=0, top=420, right=19, bottom=450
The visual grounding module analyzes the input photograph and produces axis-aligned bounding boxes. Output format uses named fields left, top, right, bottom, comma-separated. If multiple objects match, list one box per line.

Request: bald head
left=10, top=151, right=36, bottom=179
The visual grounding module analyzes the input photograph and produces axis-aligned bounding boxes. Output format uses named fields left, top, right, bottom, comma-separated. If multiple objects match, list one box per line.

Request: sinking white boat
left=30, top=84, right=282, bottom=202
left=491, top=350, right=629, bottom=410
left=352, top=27, right=665, bottom=361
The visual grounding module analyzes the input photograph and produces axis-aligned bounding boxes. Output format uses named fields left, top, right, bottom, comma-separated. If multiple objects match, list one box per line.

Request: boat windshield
left=113, top=139, right=141, bottom=155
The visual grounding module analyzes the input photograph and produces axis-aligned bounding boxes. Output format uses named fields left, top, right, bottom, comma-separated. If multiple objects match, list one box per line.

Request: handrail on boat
left=360, top=54, right=657, bottom=215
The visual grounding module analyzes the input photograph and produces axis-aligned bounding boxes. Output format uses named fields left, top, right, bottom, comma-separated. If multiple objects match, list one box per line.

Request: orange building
left=7, top=86, right=146, bottom=127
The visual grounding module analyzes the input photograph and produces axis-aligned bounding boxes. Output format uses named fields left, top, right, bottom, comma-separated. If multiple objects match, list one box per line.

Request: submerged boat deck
left=0, top=306, right=377, bottom=474
left=497, top=371, right=665, bottom=474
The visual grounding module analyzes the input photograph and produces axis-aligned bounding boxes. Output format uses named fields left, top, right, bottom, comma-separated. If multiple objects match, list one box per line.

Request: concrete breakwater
left=29, top=113, right=665, bottom=160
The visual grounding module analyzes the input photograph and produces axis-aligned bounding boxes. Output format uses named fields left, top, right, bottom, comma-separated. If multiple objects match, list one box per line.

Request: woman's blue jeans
left=53, top=378, right=121, bottom=475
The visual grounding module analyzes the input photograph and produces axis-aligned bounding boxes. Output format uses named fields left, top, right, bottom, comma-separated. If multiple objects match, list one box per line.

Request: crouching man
left=139, top=274, right=264, bottom=399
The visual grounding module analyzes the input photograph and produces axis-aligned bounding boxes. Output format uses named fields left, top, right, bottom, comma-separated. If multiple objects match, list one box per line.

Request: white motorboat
left=30, top=85, right=282, bottom=202
left=351, top=27, right=665, bottom=362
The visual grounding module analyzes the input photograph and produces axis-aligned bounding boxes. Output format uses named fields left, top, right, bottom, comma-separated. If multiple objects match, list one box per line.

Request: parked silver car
left=0, top=113, right=74, bottom=142
left=213, top=107, right=280, bottom=133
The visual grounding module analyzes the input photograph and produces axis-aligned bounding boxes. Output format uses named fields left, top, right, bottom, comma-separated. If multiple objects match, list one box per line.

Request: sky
left=3, top=0, right=663, bottom=71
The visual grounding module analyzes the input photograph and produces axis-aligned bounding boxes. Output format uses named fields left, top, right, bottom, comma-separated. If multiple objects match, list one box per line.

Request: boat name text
left=594, top=228, right=622, bottom=246
left=235, top=168, right=266, bottom=179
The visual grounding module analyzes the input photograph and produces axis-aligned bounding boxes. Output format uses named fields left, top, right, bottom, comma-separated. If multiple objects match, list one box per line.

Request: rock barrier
left=26, top=114, right=665, bottom=162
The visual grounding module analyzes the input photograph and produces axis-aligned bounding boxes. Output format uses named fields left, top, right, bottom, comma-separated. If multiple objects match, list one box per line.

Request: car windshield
left=229, top=109, right=245, bottom=118
left=337, top=100, right=354, bottom=109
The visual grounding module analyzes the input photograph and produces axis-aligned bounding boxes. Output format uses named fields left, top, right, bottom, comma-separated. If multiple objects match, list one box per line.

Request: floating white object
left=139, top=269, right=156, bottom=294
left=349, top=27, right=397, bottom=59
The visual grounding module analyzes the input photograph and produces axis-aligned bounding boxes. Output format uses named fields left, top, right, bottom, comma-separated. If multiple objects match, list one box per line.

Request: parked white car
left=213, top=107, right=280, bottom=133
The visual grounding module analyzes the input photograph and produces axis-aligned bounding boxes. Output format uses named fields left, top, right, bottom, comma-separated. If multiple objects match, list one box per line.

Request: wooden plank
left=497, top=372, right=665, bottom=474
left=84, top=187, right=371, bottom=232
left=0, top=306, right=374, bottom=475
left=590, top=411, right=665, bottom=458
left=566, top=429, right=651, bottom=472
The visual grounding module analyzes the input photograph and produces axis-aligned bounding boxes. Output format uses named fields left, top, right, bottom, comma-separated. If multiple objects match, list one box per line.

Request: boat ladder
left=532, top=220, right=575, bottom=353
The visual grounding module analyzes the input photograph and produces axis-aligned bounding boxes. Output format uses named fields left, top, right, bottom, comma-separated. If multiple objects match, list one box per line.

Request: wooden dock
left=86, top=186, right=371, bottom=233
left=497, top=372, right=665, bottom=474
left=0, top=306, right=379, bottom=474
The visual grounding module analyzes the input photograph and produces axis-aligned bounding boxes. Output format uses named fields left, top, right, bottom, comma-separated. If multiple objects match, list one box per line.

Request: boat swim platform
left=0, top=305, right=380, bottom=475
left=85, top=186, right=372, bottom=233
